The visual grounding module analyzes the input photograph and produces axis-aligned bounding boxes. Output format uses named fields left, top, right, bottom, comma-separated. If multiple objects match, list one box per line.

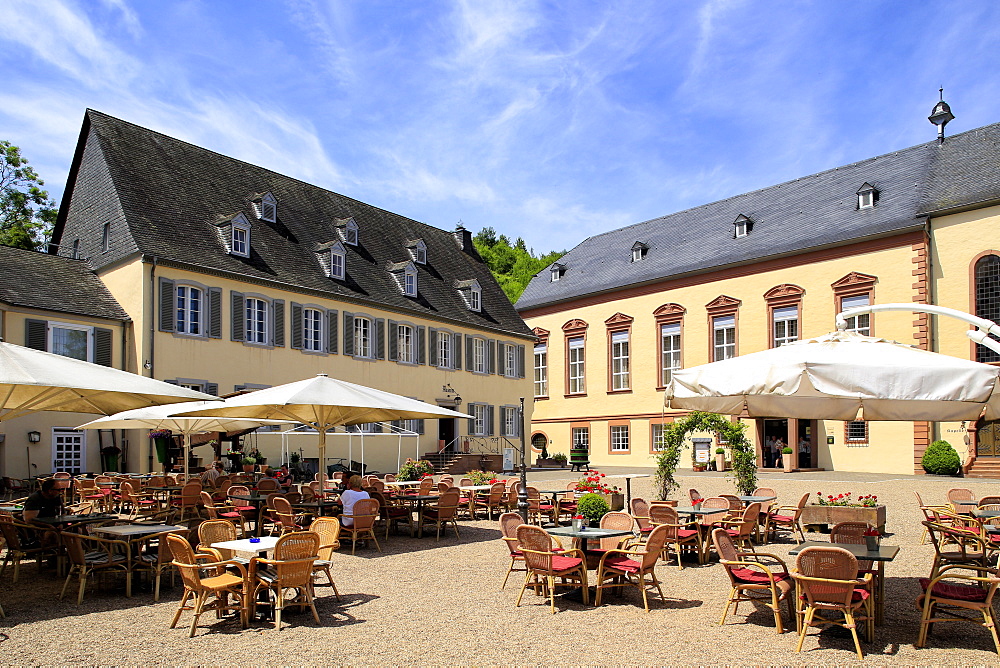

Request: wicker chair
left=197, top=519, right=247, bottom=564
left=474, top=482, right=507, bottom=520
left=792, top=546, right=873, bottom=660
left=650, top=504, right=702, bottom=568
left=371, top=490, right=413, bottom=538
left=74, top=479, right=107, bottom=511
left=420, top=489, right=461, bottom=541
left=309, top=517, right=342, bottom=600
left=383, top=473, right=396, bottom=482
left=120, top=481, right=158, bottom=519
left=557, top=482, right=579, bottom=522
left=505, top=480, right=521, bottom=510
left=257, top=478, right=281, bottom=492
left=947, top=488, right=976, bottom=514
left=715, top=502, right=761, bottom=554
left=914, top=491, right=951, bottom=545
left=526, top=487, right=557, bottom=526
left=713, top=527, right=792, bottom=633
left=767, top=492, right=810, bottom=544
left=167, top=533, right=248, bottom=637
left=341, top=497, right=381, bottom=554
left=0, top=515, right=60, bottom=582
left=515, top=524, right=588, bottom=613
left=171, top=482, right=203, bottom=521
left=589, top=512, right=637, bottom=563
left=499, top=512, right=528, bottom=588
left=720, top=495, right=745, bottom=520
left=250, top=531, right=321, bottom=631
left=594, top=523, right=669, bottom=611
left=271, top=496, right=305, bottom=535
left=916, top=564, right=1000, bottom=653
left=923, top=520, right=991, bottom=579
left=134, top=528, right=187, bottom=602
left=980, top=495, right=1000, bottom=507
left=630, top=497, right=652, bottom=536
left=60, top=532, right=130, bottom=604
left=199, top=491, right=247, bottom=536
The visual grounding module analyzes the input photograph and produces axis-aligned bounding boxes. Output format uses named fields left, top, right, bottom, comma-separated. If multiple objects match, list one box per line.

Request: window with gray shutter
left=497, top=341, right=506, bottom=376
left=517, top=344, right=526, bottom=378
left=94, top=328, right=113, bottom=366
left=428, top=328, right=438, bottom=366
left=388, top=321, right=398, bottom=361
left=158, top=278, right=175, bottom=332
left=376, top=319, right=386, bottom=360
left=230, top=292, right=244, bottom=341
left=208, top=287, right=222, bottom=338
left=327, top=309, right=338, bottom=353
left=487, top=339, right=496, bottom=374
left=206, top=383, right=219, bottom=396
left=290, top=303, right=303, bottom=350
left=25, top=319, right=47, bottom=351
left=417, top=326, right=426, bottom=364
left=342, top=312, right=354, bottom=356
left=453, top=333, right=462, bottom=370
left=272, top=300, right=285, bottom=347
left=465, top=335, right=473, bottom=372
left=487, top=404, right=495, bottom=436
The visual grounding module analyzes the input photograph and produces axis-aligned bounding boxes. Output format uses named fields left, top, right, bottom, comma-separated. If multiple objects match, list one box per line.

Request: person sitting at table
left=276, top=465, right=293, bottom=487
left=22, top=478, right=65, bottom=522
left=200, top=462, right=223, bottom=486
left=339, top=475, right=370, bottom=528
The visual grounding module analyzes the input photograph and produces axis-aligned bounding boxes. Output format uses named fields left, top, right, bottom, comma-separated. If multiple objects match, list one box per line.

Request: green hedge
left=922, top=440, right=961, bottom=476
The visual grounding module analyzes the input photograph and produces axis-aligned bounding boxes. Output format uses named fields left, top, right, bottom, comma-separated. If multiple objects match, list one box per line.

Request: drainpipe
left=148, top=256, right=157, bottom=473
left=120, top=318, right=130, bottom=472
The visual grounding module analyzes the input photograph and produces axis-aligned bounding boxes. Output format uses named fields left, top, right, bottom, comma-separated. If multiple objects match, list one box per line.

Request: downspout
left=148, top=256, right=157, bottom=473
left=120, top=317, right=131, bottom=472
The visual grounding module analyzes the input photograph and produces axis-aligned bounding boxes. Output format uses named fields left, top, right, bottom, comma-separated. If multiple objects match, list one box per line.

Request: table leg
left=876, top=561, right=885, bottom=626
left=625, top=479, right=632, bottom=508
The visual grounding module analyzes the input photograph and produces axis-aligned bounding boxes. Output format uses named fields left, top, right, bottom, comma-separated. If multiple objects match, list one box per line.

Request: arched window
left=975, top=254, right=1000, bottom=363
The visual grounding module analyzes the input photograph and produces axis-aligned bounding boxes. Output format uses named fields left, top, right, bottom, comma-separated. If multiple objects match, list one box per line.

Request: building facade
left=15, top=109, right=535, bottom=475
left=518, top=120, right=1000, bottom=476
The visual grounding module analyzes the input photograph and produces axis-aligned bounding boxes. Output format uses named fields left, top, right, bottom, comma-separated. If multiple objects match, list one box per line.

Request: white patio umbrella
left=77, top=402, right=292, bottom=477
left=666, top=330, right=1000, bottom=421
left=0, top=340, right=216, bottom=422
left=176, top=374, right=471, bottom=476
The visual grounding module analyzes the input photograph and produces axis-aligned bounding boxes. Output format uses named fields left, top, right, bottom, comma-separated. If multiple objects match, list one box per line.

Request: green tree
left=473, top=226, right=564, bottom=303
left=0, top=141, right=58, bottom=251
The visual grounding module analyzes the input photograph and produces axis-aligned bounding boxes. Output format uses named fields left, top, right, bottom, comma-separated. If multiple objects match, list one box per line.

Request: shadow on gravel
left=343, top=524, right=502, bottom=558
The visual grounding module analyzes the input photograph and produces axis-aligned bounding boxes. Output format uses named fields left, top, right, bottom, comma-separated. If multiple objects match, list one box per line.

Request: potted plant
left=576, top=492, right=610, bottom=526
left=800, top=492, right=887, bottom=533
left=241, top=455, right=257, bottom=473
left=101, top=444, right=122, bottom=472
left=715, top=447, right=727, bottom=472
left=574, top=470, right=623, bottom=510
left=692, top=462, right=708, bottom=472
left=149, top=429, right=172, bottom=471
left=552, top=452, right=568, bottom=468
left=782, top=446, right=794, bottom=473
left=397, top=458, right=435, bottom=481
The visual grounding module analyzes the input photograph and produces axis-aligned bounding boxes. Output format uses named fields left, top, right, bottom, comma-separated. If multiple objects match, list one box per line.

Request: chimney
left=453, top=223, right=474, bottom=253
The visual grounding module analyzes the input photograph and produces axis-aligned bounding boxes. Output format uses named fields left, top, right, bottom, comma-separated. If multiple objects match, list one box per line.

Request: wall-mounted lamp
left=143, top=360, right=152, bottom=370
left=27, top=431, right=41, bottom=443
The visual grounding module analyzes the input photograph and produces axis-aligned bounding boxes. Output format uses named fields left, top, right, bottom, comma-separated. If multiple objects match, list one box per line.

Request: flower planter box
left=535, top=457, right=565, bottom=468
left=799, top=504, right=887, bottom=533
left=605, top=493, right=625, bottom=511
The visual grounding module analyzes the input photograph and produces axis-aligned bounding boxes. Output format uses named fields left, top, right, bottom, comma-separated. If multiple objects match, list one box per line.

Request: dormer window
left=230, top=213, right=251, bottom=257
left=455, top=279, right=482, bottom=312
left=733, top=214, right=752, bottom=238
left=256, top=192, right=277, bottom=222
left=388, top=261, right=417, bottom=297
left=407, top=239, right=427, bottom=264
left=631, top=241, right=648, bottom=262
left=330, top=241, right=346, bottom=280
left=550, top=263, right=566, bottom=282
left=335, top=217, right=359, bottom=246
left=857, top=183, right=878, bottom=209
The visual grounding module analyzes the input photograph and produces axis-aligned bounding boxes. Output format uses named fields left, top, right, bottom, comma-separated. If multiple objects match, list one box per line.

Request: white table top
left=212, top=536, right=280, bottom=553
left=385, top=480, right=423, bottom=487
left=94, top=524, right=187, bottom=537
left=458, top=485, right=493, bottom=491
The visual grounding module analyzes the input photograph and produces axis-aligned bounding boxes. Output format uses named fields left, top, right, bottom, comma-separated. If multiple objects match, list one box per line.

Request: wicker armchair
left=420, top=489, right=461, bottom=541
left=792, top=546, right=873, bottom=660
left=170, top=482, right=204, bottom=521
left=167, top=533, right=248, bottom=637
left=713, top=527, right=792, bottom=633
left=474, top=482, right=508, bottom=520
left=341, top=497, right=382, bottom=553
left=526, top=487, right=557, bottom=526
left=250, top=531, right=321, bottom=630
left=499, top=512, right=528, bottom=588
left=371, top=490, right=412, bottom=538
left=557, top=482, right=579, bottom=521
left=60, top=532, right=130, bottom=604
left=923, top=520, right=990, bottom=579
left=120, top=481, right=158, bottom=519
left=197, top=519, right=247, bottom=564
left=594, top=523, right=669, bottom=611
left=650, top=504, right=702, bottom=568
left=256, top=478, right=281, bottom=492
left=0, top=515, right=61, bottom=582
left=914, top=491, right=951, bottom=545
left=589, top=512, right=637, bottom=563
left=515, top=524, right=588, bottom=613
left=766, top=492, right=810, bottom=544
left=916, top=564, right=1000, bottom=653
left=309, top=517, right=342, bottom=600
left=947, top=488, right=976, bottom=514
left=134, top=528, right=187, bottom=602
left=199, top=491, right=247, bottom=536
left=271, top=496, right=306, bottom=535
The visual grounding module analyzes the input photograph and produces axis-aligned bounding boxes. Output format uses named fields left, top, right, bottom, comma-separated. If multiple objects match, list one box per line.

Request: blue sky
left=1, top=1, right=999, bottom=254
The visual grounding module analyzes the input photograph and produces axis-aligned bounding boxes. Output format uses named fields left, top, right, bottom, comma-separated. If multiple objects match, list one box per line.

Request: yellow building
left=518, top=118, right=1000, bottom=477
left=13, top=109, right=534, bottom=476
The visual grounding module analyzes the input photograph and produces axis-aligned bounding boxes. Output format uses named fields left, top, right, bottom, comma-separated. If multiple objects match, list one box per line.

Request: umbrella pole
left=318, top=425, right=327, bottom=487
left=361, top=432, right=365, bottom=476
left=184, top=433, right=191, bottom=480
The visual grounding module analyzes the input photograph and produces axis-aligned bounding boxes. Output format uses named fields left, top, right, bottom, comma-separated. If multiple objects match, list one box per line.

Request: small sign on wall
left=693, top=438, right=712, bottom=463
left=827, top=435, right=835, bottom=445
left=503, top=448, right=515, bottom=471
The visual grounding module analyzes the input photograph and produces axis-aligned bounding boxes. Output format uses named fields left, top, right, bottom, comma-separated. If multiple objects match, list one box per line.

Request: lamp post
left=517, top=397, right=529, bottom=523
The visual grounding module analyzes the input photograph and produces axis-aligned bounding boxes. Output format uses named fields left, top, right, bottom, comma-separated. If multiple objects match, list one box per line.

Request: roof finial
left=928, top=87, right=955, bottom=143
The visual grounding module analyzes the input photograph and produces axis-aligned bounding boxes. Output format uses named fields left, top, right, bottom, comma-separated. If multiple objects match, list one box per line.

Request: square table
left=292, top=500, right=342, bottom=517
left=93, top=523, right=187, bottom=538
left=212, top=536, right=281, bottom=555
left=547, top=525, right=634, bottom=554
left=397, top=494, right=440, bottom=537
left=974, top=508, right=1000, bottom=519
left=737, top=495, right=777, bottom=505
left=788, top=540, right=899, bottom=625
left=33, top=513, right=118, bottom=526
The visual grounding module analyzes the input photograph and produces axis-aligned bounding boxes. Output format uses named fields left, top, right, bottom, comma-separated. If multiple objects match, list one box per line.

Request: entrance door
left=53, top=428, right=85, bottom=474
left=761, top=419, right=789, bottom=468
left=438, top=418, right=456, bottom=452
left=797, top=420, right=815, bottom=468
left=977, top=420, right=1000, bottom=457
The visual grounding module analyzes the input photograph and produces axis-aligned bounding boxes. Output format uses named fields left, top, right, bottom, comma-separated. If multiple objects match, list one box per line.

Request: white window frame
left=858, top=188, right=875, bottom=209
left=568, top=336, right=585, bottom=394
left=354, top=317, right=372, bottom=359
left=397, top=324, right=414, bottom=363
left=303, top=307, right=323, bottom=352
left=470, top=284, right=481, bottom=312
left=472, top=338, right=487, bottom=374
left=343, top=219, right=359, bottom=246
left=713, top=315, right=736, bottom=361
left=533, top=343, right=548, bottom=397
left=472, top=403, right=487, bottom=436
left=48, top=321, right=93, bottom=362
left=841, top=294, right=871, bottom=335
left=651, top=423, right=666, bottom=452
left=259, top=192, right=277, bottom=222
left=175, top=284, right=205, bottom=337
left=403, top=268, right=417, bottom=297
left=245, top=297, right=268, bottom=345
left=330, top=245, right=346, bottom=280
left=846, top=420, right=868, bottom=443
left=437, top=330, right=452, bottom=369
left=611, top=330, right=630, bottom=391
left=52, top=427, right=86, bottom=474
left=773, top=305, right=799, bottom=347
left=502, top=406, right=519, bottom=438
left=660, top=322, right=681, bottom=386
left=572, top=427, right=589, bottom=451
left=232, top=222, right=250, bottom=257
left=734, top=221, right=748, bottom=237
left=504, top=343, right=517, bottom=379
left=610, top=425, right=630, bottom=452
left=411, top=240, right=427, bottom=264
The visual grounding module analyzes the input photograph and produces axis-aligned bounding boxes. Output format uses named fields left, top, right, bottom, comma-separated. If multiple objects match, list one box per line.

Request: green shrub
left=922, top=440, right=961, bottom=475
left=552, top=452, right=568, bottom=465
left=576, top=492, right=610, bottom=524
left=397, top=459, right=435, bottom=481
left=241, top=455, right=256, bottom=465
left=465, top=470, right=497, bottom=486
left=715, top=448, right=725, bottom=454
left=782, top=447, right=793, bottom=454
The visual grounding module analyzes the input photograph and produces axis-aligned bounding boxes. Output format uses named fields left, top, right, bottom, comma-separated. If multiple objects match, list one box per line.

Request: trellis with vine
left=653, top=411, right=757, bottom=499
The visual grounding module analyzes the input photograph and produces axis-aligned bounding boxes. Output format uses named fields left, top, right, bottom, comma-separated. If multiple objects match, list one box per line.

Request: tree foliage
left=473, top=226, right=564, bottom=303
left=0, top=141, right=57, bottom=251
left=653, top=412, right=758, bottom=499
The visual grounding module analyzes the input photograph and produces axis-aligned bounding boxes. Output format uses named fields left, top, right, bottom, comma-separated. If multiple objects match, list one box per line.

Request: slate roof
left=517, top=121, right=1000, bottom=312
left=52, top=110, right=531, bottom=339
left=0, top=245, right=129, bottom=321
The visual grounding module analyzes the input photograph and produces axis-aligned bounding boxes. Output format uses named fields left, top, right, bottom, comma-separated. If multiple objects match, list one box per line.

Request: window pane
left=534, top=344, right=548, bottom=397
left=661, top=323, right=681, bottom=385
left=568, top=336, right=585, bottom=393
left=398, top=325, right=413, bottom=363
left=245, top=298, right=267, bottom=344
left=976, top=255, right=1000, bottom=362
left=304, top=309, right=322, bottom=351
left=355, top=318, right=370, bottom=358
left=51, top=327, right=89, bottom=361
left=610, top=425, right=629, bottom=451
left=611, top=332, right=629, bottom=390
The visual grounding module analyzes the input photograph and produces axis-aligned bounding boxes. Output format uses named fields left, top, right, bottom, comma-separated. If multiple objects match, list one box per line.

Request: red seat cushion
left=677, top=529, right=699, bottom=539
left=730, top=567, right=790, bottom=584
left=603, top=555, right=642, bottom=574
left=919, top=578, right=989, bottom=602
left=770, top=515, right=794, bottom=522
left=640, top=526, right=653, bottom=533
left=798, top=588, right=869, bottom=602
left=537, top=504, right=555, bottom=511
left=219, top=512, right=242, bottom=519
left=549, top=556, right=583, bottom=572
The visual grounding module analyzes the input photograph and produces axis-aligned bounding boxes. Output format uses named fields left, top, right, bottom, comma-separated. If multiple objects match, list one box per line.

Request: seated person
left=22, top=478, right=65, bottom=522
left=339, top=475, right=370, bottom=528
left=200, top=461, right=223, bottom=485
left=276, top=465, right=294, bottom=487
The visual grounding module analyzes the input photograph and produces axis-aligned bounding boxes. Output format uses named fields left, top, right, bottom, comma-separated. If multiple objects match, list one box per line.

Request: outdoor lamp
left=27, top=431, right=41, bottom=443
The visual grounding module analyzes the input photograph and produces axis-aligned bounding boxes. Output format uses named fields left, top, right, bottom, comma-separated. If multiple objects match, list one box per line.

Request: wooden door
left=977, top=420, right=1000, bottom=457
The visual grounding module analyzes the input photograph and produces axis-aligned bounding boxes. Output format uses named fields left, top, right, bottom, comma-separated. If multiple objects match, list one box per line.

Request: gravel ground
left=2, top=468, right=1000, bottom=666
